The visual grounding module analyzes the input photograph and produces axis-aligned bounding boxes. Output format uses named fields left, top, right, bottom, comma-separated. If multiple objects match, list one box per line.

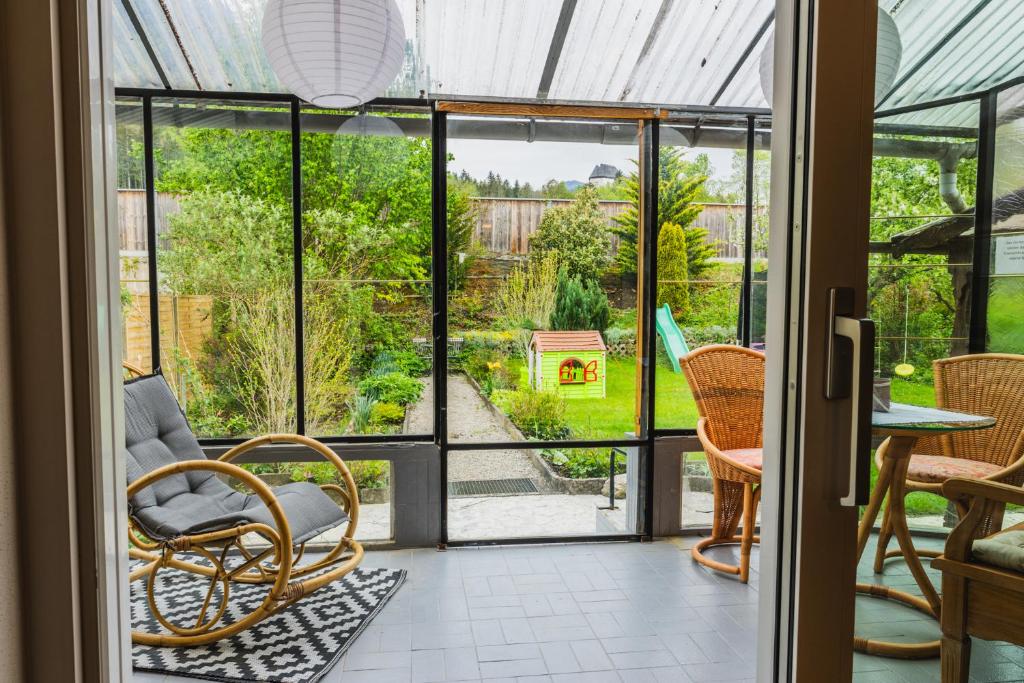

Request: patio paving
left=132, top=533, right=1024, bottom=682
left=448, top=494, right=627, bottom=541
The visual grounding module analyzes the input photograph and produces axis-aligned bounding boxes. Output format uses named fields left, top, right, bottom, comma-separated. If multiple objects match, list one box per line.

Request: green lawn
left=889, top=378, right=936, bottom=406
left=511, top=357, right=696, bottom=439
left=519, top=356, right=939, bottom=443
left=530, top=353, right=949, bottom=519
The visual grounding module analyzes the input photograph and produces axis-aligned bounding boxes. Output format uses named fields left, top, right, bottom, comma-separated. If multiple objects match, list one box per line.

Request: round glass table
left=854, top=403, right=996, bottom=659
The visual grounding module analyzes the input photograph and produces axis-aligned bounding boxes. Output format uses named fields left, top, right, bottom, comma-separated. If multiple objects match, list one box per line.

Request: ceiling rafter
left=536, top=0, right=577, bottom=100
left=120, top=0, right=171, bottom=90
left=618, top=0, right=673, bottom=102
left=707, top=9, right=775, bottom=107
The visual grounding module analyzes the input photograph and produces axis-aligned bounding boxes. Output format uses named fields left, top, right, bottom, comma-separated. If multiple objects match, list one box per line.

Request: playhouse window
left=559, top=358, right=597, bottom=384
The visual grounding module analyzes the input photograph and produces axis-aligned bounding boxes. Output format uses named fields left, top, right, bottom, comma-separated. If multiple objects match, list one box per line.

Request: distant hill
left=564, top=180, right=585, bottom=191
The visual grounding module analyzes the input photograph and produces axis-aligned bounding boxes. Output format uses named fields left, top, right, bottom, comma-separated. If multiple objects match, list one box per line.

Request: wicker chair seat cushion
left=124, top=374, right=346, bottom=544
left=973, top=524, right=1024, bottom=573
left=720, top=448, right=763, bottom=470
left=901, top=454, right=1002, bottom=484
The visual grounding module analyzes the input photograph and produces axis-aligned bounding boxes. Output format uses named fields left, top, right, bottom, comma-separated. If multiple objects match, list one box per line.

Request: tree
left=657, top=222, right=690, bottom=318
left=160, top=190, right=370, bottom=435
left=150, top=121, right=475, bottom=435
left=612, top=147, right=716, bottom=279
left=550, top=269, right=610, bottom=332
left=529, top=186, right=612, bottom=282
left=447, top=190, right=477, bottom=291
left=867, top=152, right=977, bottom=374
left=156, top=123, right=474, bottom=287
left=718, top=149, right=772, bottom=254
left=495, top=252, right=560, bottom=330
left=540, top=180, right=575, bottom=199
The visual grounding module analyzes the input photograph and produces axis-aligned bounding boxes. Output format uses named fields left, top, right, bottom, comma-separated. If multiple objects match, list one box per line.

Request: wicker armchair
left=934, top=478, right=1024, bottom=682
left=681, top=345, right=765, bottom=582
left=874, top=353, right=1024, bottom=572
left=124, top=369, right=363, bottom=646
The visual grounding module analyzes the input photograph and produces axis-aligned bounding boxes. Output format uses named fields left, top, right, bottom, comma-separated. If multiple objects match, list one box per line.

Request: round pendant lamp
left=262, top=0, right=406, bottom=108
left=337, top=112, right=404, bottom=136
left=759, top=7, right=901, bottom=107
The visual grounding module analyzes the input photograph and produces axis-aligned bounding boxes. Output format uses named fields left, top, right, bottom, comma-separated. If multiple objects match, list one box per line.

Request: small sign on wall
left=994, top=234, right=1024, bottom=276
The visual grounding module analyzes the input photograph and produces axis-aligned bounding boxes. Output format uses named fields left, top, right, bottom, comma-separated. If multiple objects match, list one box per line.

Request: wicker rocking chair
left=874, top=353, right=1024, bottom=572
left=124, top=369, right=364, bottom=647
left=681, top=345, right=765, bottom=582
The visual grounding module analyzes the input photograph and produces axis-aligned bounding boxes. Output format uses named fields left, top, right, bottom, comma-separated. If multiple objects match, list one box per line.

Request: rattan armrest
left=942, top=478, right=1024, bottom=508
left=696, top=418, right=762, bottom=480
left=941, top=478, right=1024, bottom=562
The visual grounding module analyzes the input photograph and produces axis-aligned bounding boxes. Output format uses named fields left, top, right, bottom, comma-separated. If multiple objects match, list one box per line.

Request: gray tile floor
left=133, top=535, right=1024, bottom=682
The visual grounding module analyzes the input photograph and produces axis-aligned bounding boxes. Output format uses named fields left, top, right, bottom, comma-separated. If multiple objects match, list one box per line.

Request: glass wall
left=654, top=117, right=752, bottom=431
left=116, top=97, right=153, bottom=373
left=112, top=86, right=1024, bottom=542
left=749, top=119, right=772, bottom=348
left=869, top=102, right=980, bottom=529
left=152, top=97, right=297, bottom=438
left=300, top=106, right=433, bottom=438
left=989, top=84, right=1024, bottom=354
left=870, top=103, right=979, bottom=406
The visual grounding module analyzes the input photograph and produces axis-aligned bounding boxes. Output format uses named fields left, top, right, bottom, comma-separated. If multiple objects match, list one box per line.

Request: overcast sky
left=447, top=138, right=735, bottom=187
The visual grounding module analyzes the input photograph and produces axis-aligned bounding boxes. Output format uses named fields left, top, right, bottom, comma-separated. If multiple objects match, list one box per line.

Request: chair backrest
left=124, top=373, right=218, bottom=510
left=933, top=353, right=1024, bottom=469
left=681, top=344, right=765, bottom=451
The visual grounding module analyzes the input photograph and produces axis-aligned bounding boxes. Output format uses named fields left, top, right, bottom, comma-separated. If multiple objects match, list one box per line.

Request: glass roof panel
left=119, top=0, right=199, bottom=89
left=546, top=0, right=662, bottom=103
left=113, top=0, right=165, bottom=89
left=713, top=27, right=772, bottom=110
left=156, top=0, right=277, bottom=92
left=114, top=0, right=1024, bottom=130
left=423, top=0, right=561, bottom=100
left=615, top=0, right=774, bottom=106
left=882, top=0, right=1024, bottom=110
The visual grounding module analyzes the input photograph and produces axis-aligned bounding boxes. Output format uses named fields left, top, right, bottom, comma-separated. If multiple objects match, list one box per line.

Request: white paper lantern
left=759, top=7, right=901, bottom=107
left=337, top=113, right=404, bottom=136
left=262, top=0, right=406, bottom=108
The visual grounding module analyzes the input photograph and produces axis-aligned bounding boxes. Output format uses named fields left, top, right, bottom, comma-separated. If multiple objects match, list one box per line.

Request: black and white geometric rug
left=131, top=562, right=406, bottom=683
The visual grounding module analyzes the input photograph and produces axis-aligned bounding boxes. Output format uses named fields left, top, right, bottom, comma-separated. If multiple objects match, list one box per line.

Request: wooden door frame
left=0, top=0, right=129, bottom=679
left=757, top=0, right=878, bottom=680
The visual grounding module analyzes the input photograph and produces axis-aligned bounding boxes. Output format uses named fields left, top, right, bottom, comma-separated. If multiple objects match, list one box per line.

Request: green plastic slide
left=655, top=303, right=690, bottom=373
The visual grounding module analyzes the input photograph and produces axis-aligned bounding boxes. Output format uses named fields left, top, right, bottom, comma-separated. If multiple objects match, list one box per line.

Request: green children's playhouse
left=528, top=331, right=606, bottom=399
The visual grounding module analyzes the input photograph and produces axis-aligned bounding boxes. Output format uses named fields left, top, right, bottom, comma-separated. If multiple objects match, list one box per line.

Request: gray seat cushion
left=125, top=374, right=347, bottom=544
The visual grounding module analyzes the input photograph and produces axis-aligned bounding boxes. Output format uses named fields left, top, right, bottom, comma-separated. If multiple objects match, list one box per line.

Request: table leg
left=887, top=456, right=942, bottom=616
left=856, top=446, right=895, bottom=562
left=854, top=435, right=941, bottom=659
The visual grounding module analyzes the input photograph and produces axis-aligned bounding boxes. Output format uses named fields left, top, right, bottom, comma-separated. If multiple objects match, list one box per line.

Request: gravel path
left=406, top=375, right=551, bottom=487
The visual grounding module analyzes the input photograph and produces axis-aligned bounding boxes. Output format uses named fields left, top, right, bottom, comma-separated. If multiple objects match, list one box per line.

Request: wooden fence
left=468, top=197, right=754, bottom=259
left=122, top=292, right=213, bottom=382
left=116, top=190, right=757, bottom=259
left=118, top=189, right=179, bottom=251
